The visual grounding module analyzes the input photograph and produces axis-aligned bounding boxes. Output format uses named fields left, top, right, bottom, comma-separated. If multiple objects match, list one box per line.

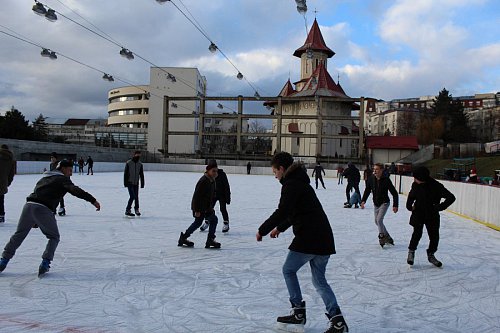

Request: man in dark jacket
left=0, top=159, right=101, bottom=276
left=311, top=162, right=326, bottom=189
left=178, top=160, right=220, bottom=249
left=342, top=162, right=360, bottom=205
left=85, top=156, right=94, bottom=175
left=256, top=152, right=348, bottom=333
left=406, top=166, right=455, bottom=267
left=0, top=144, right=16, bottom=223
left=124, top=151, right=145, bottom=217
left=360, top=163, right=399, bottom=247
left=200, top=161, right=231, bottom=233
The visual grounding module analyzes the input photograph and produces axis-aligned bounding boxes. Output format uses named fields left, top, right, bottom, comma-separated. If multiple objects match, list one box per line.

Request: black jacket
left=343, top=164, right=360, bottom=185
left=124, top=159, right=144, bottom=187
left=406, top=178, right=455, bottom=226
left=312, top=165, right=325, bottom=178
left=27, top=171, right=96, bottom=213
left=361, top=175, right=399, bottom=207
left=258, top=162, right=335, bottom=255
left=191, top=173, right=216, bottom=214
left=215, top=169, right=231, bottom=203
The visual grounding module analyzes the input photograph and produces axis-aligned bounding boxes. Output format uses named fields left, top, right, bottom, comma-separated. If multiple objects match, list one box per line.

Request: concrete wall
left=392, top=174, right=500, bottom=229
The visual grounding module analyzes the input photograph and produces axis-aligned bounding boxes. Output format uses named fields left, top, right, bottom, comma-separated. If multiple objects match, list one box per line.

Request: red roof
left=366, top=136, right=419, bottom=150
left=293, top=61, right=348, bottom=98
left=294, top=19, right=335, bottom=58
left=279, top=79, right=296, bottom=97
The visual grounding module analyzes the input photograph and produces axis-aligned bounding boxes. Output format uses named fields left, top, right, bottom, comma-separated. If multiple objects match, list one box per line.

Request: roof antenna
left=337, top=73, right=340, bottom=85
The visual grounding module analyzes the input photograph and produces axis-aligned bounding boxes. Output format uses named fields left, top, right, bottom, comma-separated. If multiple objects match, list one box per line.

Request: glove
left=227, top=197, right=231, bottom=205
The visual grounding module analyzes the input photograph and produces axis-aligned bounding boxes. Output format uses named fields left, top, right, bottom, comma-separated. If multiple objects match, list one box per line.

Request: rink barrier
left=16, top=162, right=498, bottom=230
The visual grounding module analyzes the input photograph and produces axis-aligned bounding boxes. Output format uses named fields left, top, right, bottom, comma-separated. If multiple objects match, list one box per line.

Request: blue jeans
left=185, top=211, right=218, bottom=239
left=282, top=250, right=340, bottom=316
left=126, top=185, right=139, bottom=211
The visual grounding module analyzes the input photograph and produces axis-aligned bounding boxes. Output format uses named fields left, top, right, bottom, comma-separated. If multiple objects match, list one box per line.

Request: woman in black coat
left=406, top=166, right=455, bottom=267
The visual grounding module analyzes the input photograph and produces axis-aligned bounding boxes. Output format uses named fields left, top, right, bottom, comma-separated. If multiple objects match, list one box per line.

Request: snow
left=1, top=171, right=499, bottom=333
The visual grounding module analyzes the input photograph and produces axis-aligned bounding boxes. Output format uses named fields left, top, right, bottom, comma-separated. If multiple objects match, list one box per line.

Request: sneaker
left=205, top=236, right=221, bottom=249
left=38, top=259, right=51, bottom=276
left=325, top=312, right=349, bottom=333
left=407, top=250, right=415, bottom=265
left=0, top=215, right=4, bottom=223
left=222, top=221, right=230, bottom=233
left=125, top=210, right=135, bottom=217
left=199, top=221, right=209, bottom=232
left=0, top=258, right=9, bottom=272
left=58, top=207, right=66, bottom=216
left=134, top=209, right=141, bottom=217
left=277, top=301, right=306, bottom=332
left=177, top=232, right=194, bottom=247
left=427, top=252, right=443, bottom=267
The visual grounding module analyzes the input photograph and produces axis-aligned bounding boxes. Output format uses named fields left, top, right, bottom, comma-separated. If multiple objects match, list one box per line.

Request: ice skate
left=276, top=301, right=306, bottom=332
left=325, top=312, right=349, bottom=333
left=205, top=236, right=221, bottom=249
left=125, top=210, right=135, bottom=217
left=427, top=252, right=442, bottom=267
left=134, top=209, right=141, bottom=217
left=38, top=259, right=51, bottom=277
left=178, top=232, right=194, bottom=247
left=0, top=258, right=9, bottom=272
left=222, top=221, right=230, bottom=233
left=383, top=234, right=394, bottom=246
left=407, top=250, right=415, bottom=265
left=199, top=221, right=209, bottom=232
left=0, top=215, right=5, bottom=223
left=58, top=207, right=66, bottom=216
left=343, top=203, right=352, bottom=208
left=378, top=233, right=385, bottom=247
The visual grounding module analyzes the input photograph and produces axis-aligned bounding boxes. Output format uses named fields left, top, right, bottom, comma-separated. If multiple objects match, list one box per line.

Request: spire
left=293, top=18, right=335, bottom=58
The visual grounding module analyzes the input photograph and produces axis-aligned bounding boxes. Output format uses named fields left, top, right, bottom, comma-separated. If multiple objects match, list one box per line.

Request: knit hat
left=56, top=159, right=73, bottom=170
left=206, top=159, right=218, bottom=171
left=51, top=152, right=58, bottom=158
left=412, top=166, right=430, bottom=182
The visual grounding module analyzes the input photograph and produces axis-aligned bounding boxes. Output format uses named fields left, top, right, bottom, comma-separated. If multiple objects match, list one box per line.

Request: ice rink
left=0, top=171, right=499, bottom=333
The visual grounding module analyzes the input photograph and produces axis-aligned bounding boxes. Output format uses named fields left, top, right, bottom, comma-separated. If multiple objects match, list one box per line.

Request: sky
left=1, top=170, right=499, bottom=332
left=1, top=0, right=499, bottom=122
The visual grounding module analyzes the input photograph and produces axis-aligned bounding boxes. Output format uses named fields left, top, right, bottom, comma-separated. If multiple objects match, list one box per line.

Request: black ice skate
left=134, top=209, right=141, bottom=217
left=38, top=259, right=51, bottom=277
left=125, top=210, right=135, bottom=217
left=276, top=301, right=306, bottom=333
left=58, top=207, right=66, bottom=216
left=205, top=236, right=221, bottom=249
left=407, top=250, right=415, bottom=265
left=383, top=234, right=394, bottom=246
left=222, top=221, right=230, bottom=233
left=427, top=252, right=443, bottom=267
left=0, top=258, right=9, bottom=272
left=177, top=232, right=194, bottom=247
left=325, top=312, right=349, bottom=333
left=378, top=233, right=385, bottom=247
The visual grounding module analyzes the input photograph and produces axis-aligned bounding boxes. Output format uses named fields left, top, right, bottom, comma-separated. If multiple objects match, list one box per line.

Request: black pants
left=213, top=198, right=229, bottom=222
left=345, top=183, right=360, bottom=202
left=315, top=176, right=325, bottom=189
left=408, top=221, right=440, bottom=254
left=0, top=194, right=4, bottom=215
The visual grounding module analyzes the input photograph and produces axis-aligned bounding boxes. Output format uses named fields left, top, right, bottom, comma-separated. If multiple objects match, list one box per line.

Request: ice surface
left=0, top=171, right=499, bottom=333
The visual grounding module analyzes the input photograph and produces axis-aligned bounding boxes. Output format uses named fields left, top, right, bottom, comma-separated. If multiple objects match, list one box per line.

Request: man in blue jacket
left=256, top=152, right=348, bottom=333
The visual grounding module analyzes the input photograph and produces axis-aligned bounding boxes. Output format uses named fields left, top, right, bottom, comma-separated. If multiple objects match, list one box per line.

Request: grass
left=422, top=155, right=500, bottom=178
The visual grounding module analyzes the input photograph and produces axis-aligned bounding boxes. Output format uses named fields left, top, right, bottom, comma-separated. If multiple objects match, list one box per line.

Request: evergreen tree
left=432, top=88, right=472, bottom=143
left=33, top=113, right=49, bottom=141
left=0, top=106, right=34, bottom=140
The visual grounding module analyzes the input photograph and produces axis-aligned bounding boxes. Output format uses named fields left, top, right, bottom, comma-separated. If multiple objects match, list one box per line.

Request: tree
left=32, top=113, right=49, bottom=141
left=432, top=88, right=472, bottom=143
left=0, top=106, right=34, bottom=140
left=416, top=116, right=445, bottom=145
left=396, top=110, right=417, bottom=136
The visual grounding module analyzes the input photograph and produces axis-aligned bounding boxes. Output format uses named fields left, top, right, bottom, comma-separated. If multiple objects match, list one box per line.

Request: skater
left=0, top=159, right=101, bottom=276
left=247, top=161, right=252, bottom=175
left=50, top=152, right=66, bottom=216
left=123, top=151, right=145, bottom=217
left=312, top=162, right=326, bottom=189
left=200, top=160, right=231, bottom=233
left=0, top=144, right=16, bottom=223
left=360, top=163, right=399, bottom=247
left=256, top=152, right=348, bottom=333
left=405, top=166, right=455, bottom=267
left=85, top=155, right=94, bottom=175
left=336, top=166, right=344, bottom=185
left=178, top=160, right=220, bottom=249
left=344, top=191, right=361, bottom=209
left=342, top=162, right=360, bottom=205
left=78, top=156, right=85, bottom=175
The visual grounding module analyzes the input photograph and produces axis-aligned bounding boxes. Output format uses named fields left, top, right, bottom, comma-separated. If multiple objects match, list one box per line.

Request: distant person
left=0, top=144, right=16, bottom=223
left=363, top=165, right=373, bottom=185
left=247, top=162, right=252, bottom=175
left=85, top=156, right=94, bottom=175
left=311, top=162, right=326, bottom=189
left=491, top=172, right=499, bottom=186
left=0, top=159, right=101, bottom=276
left=50, top=152, right=66, bottom=216
left=406, top=166, right=455, bottom=267
left=72, top=159, right=78, bottom=172
left=123, top=151, right=145, bottom=217
left=389, top=162, right=396, bottom=174
left=201, top=160, right=231, bottom=233
left=342, top=162, right=360, bottom=206
left=256, top=152, right=348, bottom=333
left=78, top=157, right=85, bottom=175
left=336, top=166, right=344, bottom=185
left=178, top=160, right=220, bottom=249
left=467, top=167, right=479, bottom=183
left=360, top=163, right=399, bottom=247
